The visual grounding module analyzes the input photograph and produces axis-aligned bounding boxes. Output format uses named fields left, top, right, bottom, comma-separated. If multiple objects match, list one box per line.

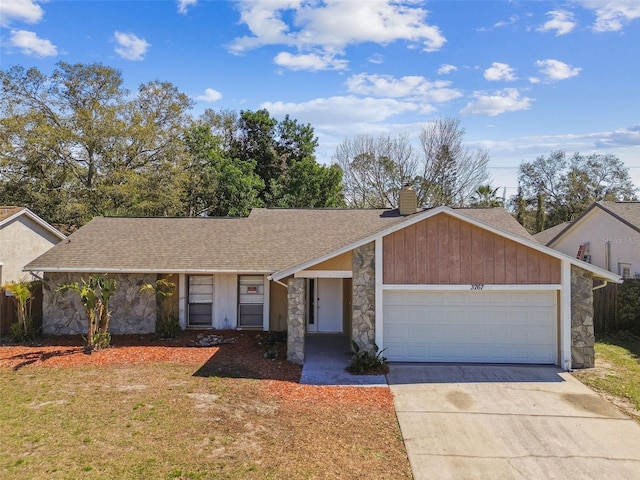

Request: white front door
left=307, top=278, right=343, bottom=333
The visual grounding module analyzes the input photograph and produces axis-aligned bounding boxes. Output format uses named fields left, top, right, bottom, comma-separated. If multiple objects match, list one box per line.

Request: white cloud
left=461, top=88, right=533, bottom=116
left=113, top=31, right=150, bottom=61
left=274, top=51, right=348, bottom=71
left=177, top=0, right=197, bottom=15
left=578, top=0, right=640, bottom=32
left=477, top=15, right=519, bottom=32
left=345, top=73, right=462, bottom=103
left=438, top=64, right=457, bottom=75
left=535, top=59, right=581, bottom=80
left=0, top=0, right=43, bottom=27
left=9, top=29, right=57, bottom=57
left=537, top=10, right=577, bottom=35
left=229, top=0, right=446, bottom=61
left=261, top=95, right=426, bottom=127
left=368, top=53, right=384, bottom=64
left=529, top=77, right=541, bottom=84
left=195, top=88, right=222, bottom=103
left=484, top=62, right=517, bottom=81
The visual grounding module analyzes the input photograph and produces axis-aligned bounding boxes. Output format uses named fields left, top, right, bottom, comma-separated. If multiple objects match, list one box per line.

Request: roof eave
left=272, top=206, right=622, bottom=284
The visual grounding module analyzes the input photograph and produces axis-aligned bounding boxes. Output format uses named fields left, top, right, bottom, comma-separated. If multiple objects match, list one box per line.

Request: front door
left=307, top=278, right=343, bottom=333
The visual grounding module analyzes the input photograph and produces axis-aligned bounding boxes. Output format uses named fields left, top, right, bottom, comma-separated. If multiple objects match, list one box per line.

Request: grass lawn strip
left=572, top=332, right=640, bottom=423
left=0, top=332, right=412, bottom=479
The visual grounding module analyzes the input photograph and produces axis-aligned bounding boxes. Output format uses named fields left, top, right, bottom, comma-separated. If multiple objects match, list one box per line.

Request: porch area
left=300, top=335, right=387, bottom=386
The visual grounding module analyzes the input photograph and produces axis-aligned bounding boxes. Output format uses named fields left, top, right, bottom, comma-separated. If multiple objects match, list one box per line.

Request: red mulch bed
left=0, top=330, right=396, bottom=409
left=0, top=331, right=297, bottom=378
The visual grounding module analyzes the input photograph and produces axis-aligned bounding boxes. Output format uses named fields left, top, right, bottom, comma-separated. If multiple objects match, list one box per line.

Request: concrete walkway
left=388, top=364, right=640, bottom=480
left=300, top=335, right=387, bottom=386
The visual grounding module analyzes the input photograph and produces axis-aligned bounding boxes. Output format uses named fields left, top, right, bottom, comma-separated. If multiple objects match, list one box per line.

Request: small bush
left=157, top=313, right=181, bottom=339
left=618, top=279, right=640, bottom=333
left=347, top=340, right=389, bottom=375
left=10, top=317, right=36, bottom=342
left=256, top=331, right=287, bottom=347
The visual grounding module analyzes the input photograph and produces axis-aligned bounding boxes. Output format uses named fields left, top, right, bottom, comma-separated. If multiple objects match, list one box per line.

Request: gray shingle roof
left=599, top=201, right=640, bottom=232
left=533, top=222, right=572, bottom=246
left=25, top=207, right=531, bottom=273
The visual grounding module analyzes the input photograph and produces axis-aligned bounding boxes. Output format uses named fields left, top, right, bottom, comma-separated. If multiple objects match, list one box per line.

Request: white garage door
left=383, top=290, right=557, bottom=364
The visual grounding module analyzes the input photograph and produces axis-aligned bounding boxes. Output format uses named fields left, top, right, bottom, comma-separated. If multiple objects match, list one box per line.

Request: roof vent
left=398, top=185, right=417, bottom=216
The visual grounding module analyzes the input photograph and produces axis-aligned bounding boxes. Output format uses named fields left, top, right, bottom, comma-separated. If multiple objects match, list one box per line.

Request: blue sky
left=1, top=0, right=639, bottom=199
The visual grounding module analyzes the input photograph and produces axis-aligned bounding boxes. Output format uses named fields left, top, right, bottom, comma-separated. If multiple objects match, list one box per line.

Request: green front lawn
left=0, top=341, right=411, bottom=479
left=572, top=332, right=640, bottom=422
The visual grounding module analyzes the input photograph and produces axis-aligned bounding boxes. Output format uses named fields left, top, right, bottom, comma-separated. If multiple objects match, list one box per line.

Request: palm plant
left=2, top=277, right=36, bottom=341
left=58, top=275, right=116, bottom=351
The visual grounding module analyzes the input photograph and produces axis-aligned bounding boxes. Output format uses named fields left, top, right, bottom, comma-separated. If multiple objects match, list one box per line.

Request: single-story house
left=0, top=206, right=66, bottom=284
left=25, top=188, right=620, bottom=369
left=535, top=201, right=640, bottom=279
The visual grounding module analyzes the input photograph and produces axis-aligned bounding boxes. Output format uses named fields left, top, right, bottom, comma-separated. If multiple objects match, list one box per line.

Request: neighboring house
left=537, top=201, right=640, bottom=279
left=0, top=206, right=66, bottom=284
left=25, top=188, right=619, bottom=369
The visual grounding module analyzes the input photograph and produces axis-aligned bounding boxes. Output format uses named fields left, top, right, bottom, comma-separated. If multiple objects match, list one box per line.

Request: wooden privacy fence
left=0, top=284, right=43, bottom=337
left=593, top=283, right=619, bottom=334
left=593, top=280, right=640, bottom=335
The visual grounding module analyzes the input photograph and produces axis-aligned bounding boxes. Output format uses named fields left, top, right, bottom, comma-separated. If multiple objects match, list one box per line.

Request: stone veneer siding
left=43, top=272, right=157, bottom=335
left=571, top=266, right=595, bottom=368
left=287, top=277, right=305, bottom=364
left=352, top=242, right=376, bottom=352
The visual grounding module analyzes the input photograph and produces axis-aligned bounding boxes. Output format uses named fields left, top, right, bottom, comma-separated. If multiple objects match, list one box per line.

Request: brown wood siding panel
left=449, top=217, right=461, bottom=284
left=438, top=215, right=450, bottom=284
left=538, top=250, right=551, bottom=283
left=494, top=236, right=506, bottom=284
left=394, top=229, right=406, bottom=283
left=516, top=243, right=529, bottom=283
left=459, top=220, right=472, bottom=284
left=381, top=213, right=561, bottom=285
left=483, top=230, right=495, bottom=284
left=528, top=248, right=540, bottom=284
left=383, top=235, right=395, bottom=284
left=549, top=258, right=561, bottom=283
left=426, top=217, right=438, bottom=283
left=470, top=224, right=484, bottom=284
left=405, top=224, right=417, bottom=284
left=416, top=219, right=428, bottom=284
left=505, top=240, right=518, bottom=283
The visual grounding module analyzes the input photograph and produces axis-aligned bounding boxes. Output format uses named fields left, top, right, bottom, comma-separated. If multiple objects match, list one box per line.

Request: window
left=188, top=275, right=213, bottom=327
left=619, top=263, right=632, bottom=279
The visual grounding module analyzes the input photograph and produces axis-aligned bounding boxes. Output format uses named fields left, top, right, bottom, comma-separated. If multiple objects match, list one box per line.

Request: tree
left=535, top=192, right=546, bottom=233
left=470, top=184, right=504, bottom=207
left=516, top=151, right=637, bottom=229
left=2, top=278, right=36, bottom=341
left=417, top=118, right=490, bottom=207
left=58, top=275, right=117, bottom=351
left=334, top=118, right=489, bottom=209
left=268, top=156, right=344, bottom=208
left=0, top=63, right=193, bottom=226
left=201, top=108, right=341, bottom=209
left=334, top=133, right=418, bottom=208
left=183, top=125, right=263, bottom=217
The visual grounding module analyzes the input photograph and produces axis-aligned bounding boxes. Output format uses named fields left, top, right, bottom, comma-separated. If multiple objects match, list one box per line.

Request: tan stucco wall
left=269, top=279, right=289, bottom=331
left=308, top=251, right=352, bottom=271
left=0, top=216, right=62, bottom=283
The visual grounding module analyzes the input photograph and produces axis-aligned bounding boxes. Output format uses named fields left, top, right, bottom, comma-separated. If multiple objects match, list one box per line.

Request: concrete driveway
left=387, top=364, right=640, bottom=480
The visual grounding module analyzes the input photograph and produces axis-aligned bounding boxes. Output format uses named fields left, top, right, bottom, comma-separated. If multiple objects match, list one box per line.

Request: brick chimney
left=398, top=184, right=417, bottom=215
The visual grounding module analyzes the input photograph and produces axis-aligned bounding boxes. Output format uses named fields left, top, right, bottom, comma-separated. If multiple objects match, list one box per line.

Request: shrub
left=618, top=279, right=640, bottom=333
left=140, top=278, right=180, bottom=339
left=2, top=278, right=38, bottom=342
left=347, top=340, right=389, bottom=375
